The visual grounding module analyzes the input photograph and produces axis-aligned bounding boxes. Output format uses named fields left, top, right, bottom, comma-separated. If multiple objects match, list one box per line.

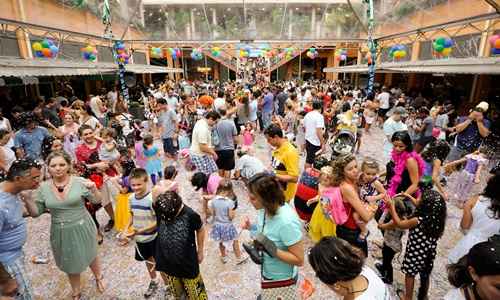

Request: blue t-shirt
left=257, top=204, right=302, bottom=280
left=455, top=116, right=491, bottom=152
left=0, top=191, right=27, bottom=264
left=262, top=93, right=274, bottom=113
left=14, top=126, right=50, bottom=160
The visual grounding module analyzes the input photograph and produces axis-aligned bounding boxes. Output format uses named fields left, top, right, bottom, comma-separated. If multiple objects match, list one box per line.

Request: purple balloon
left=493, top=48, right=500, bottom=55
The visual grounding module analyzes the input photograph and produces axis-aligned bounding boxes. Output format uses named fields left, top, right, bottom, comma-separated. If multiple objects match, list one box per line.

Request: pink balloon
left=489, top=35, right=499, bottom=46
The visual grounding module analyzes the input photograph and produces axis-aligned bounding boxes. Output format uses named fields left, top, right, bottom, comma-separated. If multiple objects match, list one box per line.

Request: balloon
left=434, top=44, right=444, bottom=53
left=435, top=37, right=446, bottom=46
left=444, top=39, right=454, bottom=48
left=41, top=40, right=50, bottom=48
left=35, top=51, right=44, bottom=58
left=493, top=48, right=500, bottom=55
left=340, top=54, right=347, bottom=61
left=488, top=35, right=499, bottom=46
left=49, top=45, right=58, bottom=55
left=46, top=39, right=54, bottom=46
left=495, top=39, right=500, bottom=49
left=83, top=52, right=90, bottom=60
left=42, top=48, right=51, bottom=57
left=442, top=47, right=452, bottom=56
left=32, top=42, right=42, bottom=51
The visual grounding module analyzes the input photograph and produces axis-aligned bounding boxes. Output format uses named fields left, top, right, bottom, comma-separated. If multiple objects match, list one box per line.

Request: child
left=444, top=148, right=487, bottom=208
left=124, top=168, right=159, bottom=298
left=142, top=134, right=163, bottom=185
left=114, top=178, right=132, bottom=245
left=98, top=128, right=121, bottom=171
left=357, top=159, right=387, bottom=242
left=152, top=165, right=179, bottom=200
left=191, top=171, right=222, bottom=221
left=208, top=179, right=247, bottom=264
left=376, top=195, right=413, bottom=284
left=241, top=122, right=254, bottom=148
left=420, top=140, right=450, bottom=200
left=307, top=166, right=346, bottom=243
left=153, top=191, right=208, bottom=299
left=133, top=130, right=147, bottom=169
left=384, top=179, right=447, bottom=300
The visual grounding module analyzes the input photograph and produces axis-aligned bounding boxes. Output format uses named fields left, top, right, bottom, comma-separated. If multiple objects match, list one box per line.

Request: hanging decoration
left=365, top=52, right=373, bottom=65
left=389, top=45, right=407, bottom=60
left=32, top=38, right=59, bottom=58
left=239, top=49, right=249, bottom=58
left=191, top=48, right=203, bottom=60
left=114, top=41, right=129, bottom=64
left=166, top=48, right=181, bottom=60
left=81, top=44, right=98, bottom=62
left=211, top=46, right=221, bottom=57
left=335, top=48, right=348, bottom=61
left=488, top=35, right=500, bottom=55
left=281, top=47, right=296, bottom=60
left=266, top=49, right=277, bottom=59
left=306, top=48, right=319, bottom=59
left=150, top=47, right=162, bottom=59
left=433, top=37, right=453, bottom=57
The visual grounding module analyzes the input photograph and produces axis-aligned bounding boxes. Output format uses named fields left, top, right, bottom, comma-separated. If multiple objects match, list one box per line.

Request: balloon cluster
left=32, top=39, right=59, bottom=58
left=488, top=35, right=500, bottom=55
left=114, top=41, right=129, bottom=64
left=335, top=48, right=347, bottom=61
left=150, top=47, right=162, bottom=59
left=306, top=48, right=319, bottom=59
left=191, top=48, right=203, bottom=61
left=81, top=45, right=98, bottom=62
left=281, top=48, right=296, bottom=60
left=239, top=49, right=249, bottom=58
left=433, top=37, right=453, bottom=57
left=168, top=48, right=181, bottom=60
left=265, top=49, right=277, bottom=59
left=389, top=45, right=407, bottom=60
left=211, top=47, right=221, bottom=57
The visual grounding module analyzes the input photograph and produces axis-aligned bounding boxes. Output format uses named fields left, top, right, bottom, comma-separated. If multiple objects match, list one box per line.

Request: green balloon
left=41, top=40, right=50, bottom=48
left=434, top=44, right=444, bottom=52
left=435, top=37, right=446, bottom=46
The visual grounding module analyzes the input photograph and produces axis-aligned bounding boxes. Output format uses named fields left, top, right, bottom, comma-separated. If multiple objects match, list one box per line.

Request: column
left=190, top=9, right=196, bottom=39
left=12, top=0, right=32, bottom=58
left=326, top=50, right=337, bottom=81
left=288, top=10, right=293, bottom=39
left=213, top=62, right=220, bottom=80
left=166, top=52, right=175, bottom=80
left=212, top=8, right=217, bottom=39
left=145, top=49, right=152, bottom=85
left=311, top=8, right=316, bottom=39
left=174, top=59, right=181, bottom=81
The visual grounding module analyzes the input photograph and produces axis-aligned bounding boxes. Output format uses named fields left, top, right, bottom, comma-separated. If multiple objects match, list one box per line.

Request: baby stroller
left=329, top=112, right=357, bottom=160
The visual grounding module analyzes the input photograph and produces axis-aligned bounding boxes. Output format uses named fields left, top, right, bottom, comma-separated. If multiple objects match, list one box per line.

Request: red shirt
left=75, top=140, right=117, bottom=177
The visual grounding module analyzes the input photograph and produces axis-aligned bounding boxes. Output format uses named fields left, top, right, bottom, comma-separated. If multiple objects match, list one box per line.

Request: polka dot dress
left=401, top=216, right=438, bottom=277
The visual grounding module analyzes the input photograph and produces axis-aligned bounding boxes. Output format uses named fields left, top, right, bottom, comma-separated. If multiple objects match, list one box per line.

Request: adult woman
left=0, top=129, right=16, bottom=176
left=236, top=95, right=252, bottom=132
left=309, top=237, right=390, bottom=300
left=414, top=107, right=437, bottom=153
left=23, top=151, right=104, bottom=299
left=420, top=139, right=450, bottom=199
left=448, top=173, right=500, bottom=263
left=78, top=105, right=102, bottom=132
left=445, top=236, right=500, bottom=300
left=386, top=131, right=425, bottom=199
left=56, top=113, right=80, bottom=160
left=243, top=173, right=304, bottom=299
left=334, top=154, right=377, bottom=255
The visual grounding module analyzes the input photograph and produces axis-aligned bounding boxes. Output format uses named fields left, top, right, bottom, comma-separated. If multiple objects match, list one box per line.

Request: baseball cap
left=476, top=101, right=489, bottom=112
left=393, top=107, right=407, bottom=116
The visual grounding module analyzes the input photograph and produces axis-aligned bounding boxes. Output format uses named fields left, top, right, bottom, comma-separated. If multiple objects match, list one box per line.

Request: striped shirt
left=129, top=192, right=157, bottom=243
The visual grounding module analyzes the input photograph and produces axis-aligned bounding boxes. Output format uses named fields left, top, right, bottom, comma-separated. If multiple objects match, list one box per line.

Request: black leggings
left=382, top=244, right=396, bottom=282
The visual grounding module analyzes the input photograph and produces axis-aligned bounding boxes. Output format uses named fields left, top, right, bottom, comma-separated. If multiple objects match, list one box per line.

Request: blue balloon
left=46, top=39, right=54, bottom=46
left=444, top=39, right=453, bottom=48
left=493, top=48, right=500, bottom=55
left=83, top=52, right=90, bottom=59
left=35, top=51, right=44, bottom=57
left=49, top=45, right=58, bottom=54
left=396, top=45, right=405, bottom=51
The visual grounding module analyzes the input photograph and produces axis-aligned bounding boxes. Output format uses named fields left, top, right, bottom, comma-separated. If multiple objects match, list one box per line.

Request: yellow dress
left=114, top=192, right=132, bottom=232
left=308, top=196, right=336, bottom=243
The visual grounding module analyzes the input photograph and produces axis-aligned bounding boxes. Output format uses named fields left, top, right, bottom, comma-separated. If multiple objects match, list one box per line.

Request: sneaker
left=220, top=256, right=228, bottom=264
left=104, top=220, right=115, bottom=232
left=144, top=280, right=158, bottom=298
left=236, top=254, right=249, bottom=265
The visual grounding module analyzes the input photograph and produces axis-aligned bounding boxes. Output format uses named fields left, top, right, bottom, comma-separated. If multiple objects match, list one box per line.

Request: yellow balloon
left=32, top=42, right=42, bottom=51
left=442, top=47, right=452, bottom=56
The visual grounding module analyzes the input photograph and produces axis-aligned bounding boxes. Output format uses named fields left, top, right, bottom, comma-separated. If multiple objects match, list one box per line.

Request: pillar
left=213, top=62, right=220, bottom=80
left=479, top=5, right=495, bottom=57
left=326, top=50, right=338, bottom=81
left=311, top=8, right=316, bottom=39
left=288, top=10, right=293, bottom=39
left=190, top=9, right=196, bottom=39
left=384, top=73, right=393, bottom=87
left=12, top=0, right=32, bottom=59
left=166, top=52, right=175, bottom=80
left=174, top=59, right=181, bottom=81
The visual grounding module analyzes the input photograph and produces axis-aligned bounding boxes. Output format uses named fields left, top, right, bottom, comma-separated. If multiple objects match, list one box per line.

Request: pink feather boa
left=388, top=150, right=425, bottom=197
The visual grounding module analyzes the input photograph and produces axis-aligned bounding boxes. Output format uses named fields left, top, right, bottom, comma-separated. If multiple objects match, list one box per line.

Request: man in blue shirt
left=14, top=114, right=50, bottom=161
left=0, top=159, right=42, bottom=300
left=261, top=87, right=274, bottom=129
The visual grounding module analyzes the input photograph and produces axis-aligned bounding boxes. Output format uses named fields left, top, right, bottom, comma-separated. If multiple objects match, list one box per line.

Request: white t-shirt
left=383, top=117, right=407, bottom=160
left=190, top=118, right=212, bottom=155
left=213, top=97, right=226, bottom=112
left=303, top=110, right=325, bottom=146
left=377, top=92, right=391, bottom=109
left=80, top=116, right=101, bottom=130
left=443, top=288, right=466, bottom=300
left=356, top=267, right=391, bottom=300
left=167, top=96, right=179, bottom=112
left=235, top=154, right=266, bottom=179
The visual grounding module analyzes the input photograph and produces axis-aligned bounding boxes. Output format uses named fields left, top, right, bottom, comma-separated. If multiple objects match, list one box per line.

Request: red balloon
left=42, top=48, right=52, bottom=57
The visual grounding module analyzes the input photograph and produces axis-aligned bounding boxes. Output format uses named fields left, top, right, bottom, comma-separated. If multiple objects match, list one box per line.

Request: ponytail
left=447, top=255, right=473, bottom=288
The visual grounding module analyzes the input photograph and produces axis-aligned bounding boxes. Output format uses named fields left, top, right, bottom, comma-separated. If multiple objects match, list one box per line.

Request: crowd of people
left=0, top=78, right=499, bottom=300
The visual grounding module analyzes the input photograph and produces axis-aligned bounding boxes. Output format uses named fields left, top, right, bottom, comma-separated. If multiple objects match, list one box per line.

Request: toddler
left=241, top=122, right=254, bottom=148
left=208, top=179, right=247, bottom=264
left=152, top=165, right=179, bottom=200
left=98, top=128, right=121, bottom=171
left=142, top=134, right=163, bottom=185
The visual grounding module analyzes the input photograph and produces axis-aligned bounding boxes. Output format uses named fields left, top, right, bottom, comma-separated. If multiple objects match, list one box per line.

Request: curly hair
left=330, top=154, right=356, bottom=186
left=155, top=191, right=183, bottom=223
left=483, top=174, right=500, bottom=219
left=421, top=139, right=450, bottom=163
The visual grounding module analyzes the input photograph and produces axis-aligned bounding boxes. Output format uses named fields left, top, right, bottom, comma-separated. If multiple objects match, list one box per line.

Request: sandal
left=72, top=292, right=81, bottom=300
left=97, top=234, right=104, bottom=245
left=95, top=275, right=105, bottom=293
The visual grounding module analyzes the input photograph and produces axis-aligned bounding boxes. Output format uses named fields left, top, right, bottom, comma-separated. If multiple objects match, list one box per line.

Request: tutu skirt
left=450, top=171, right=475, bottom=207
left=211, top=222, right=238, bottom=242
left=308, top=204, right=336, bottom=243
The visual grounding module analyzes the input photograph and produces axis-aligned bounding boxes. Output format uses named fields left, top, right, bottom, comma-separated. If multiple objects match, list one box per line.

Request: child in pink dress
left=241, top=122, right=255, bottom=147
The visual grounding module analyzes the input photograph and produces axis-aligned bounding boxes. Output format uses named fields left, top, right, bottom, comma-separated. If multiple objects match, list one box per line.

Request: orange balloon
left=495, top=39, right=500, bottom=49
left=42, top=48, right=52, bottom=57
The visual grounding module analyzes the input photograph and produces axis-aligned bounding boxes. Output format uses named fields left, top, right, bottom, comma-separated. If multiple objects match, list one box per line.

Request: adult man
left=275, top=86, right=288, bottom=117
left=0, top=159, right=42, bottom=300
left=75, top=125, right=115, bottom=233
left=265, top=124, right=300, bottom=202
left=14, top=113, right=50, bottom=161
left=166, top=89, right=179, bottom=112
left=233, top=148, right=266, bottom=181
left=447, top=102, right=490, bottom=161
left=261, top=87, right=274, bottom=129
left=158, top=98, right=178, bottom=160
left=377, top=87, right=391, bottom=123
left=190, top=111, right=220, bottom=175
left=42, top=98, right=61, bottom=128
left=383, top=107, right=408, bottom=160
left=213, top=90, right=226, bottom=114
left=303, top=101, right=325, bottom=169
left=214, top=108, right=238, bottom=178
